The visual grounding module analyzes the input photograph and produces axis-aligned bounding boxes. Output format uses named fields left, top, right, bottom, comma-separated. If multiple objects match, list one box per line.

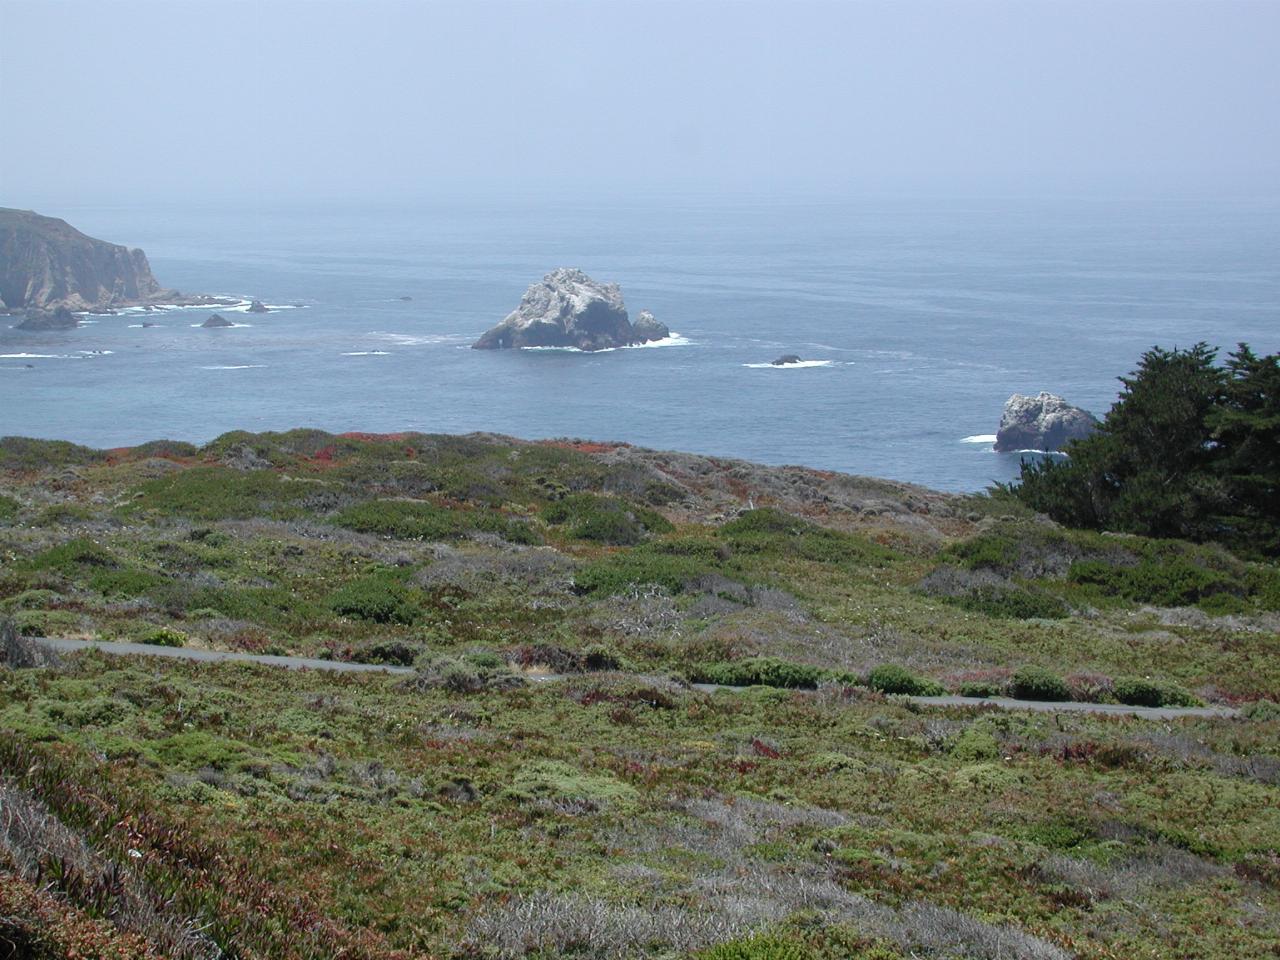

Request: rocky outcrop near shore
left=473, top=268, right=669, bottom=352
left=202, top=313, right=234, bottom=328
left=632, top=309, right=670, bottom=342
left=14, top=305, right=79, bottom=331
left=995, top=392, right=1098, bottom=452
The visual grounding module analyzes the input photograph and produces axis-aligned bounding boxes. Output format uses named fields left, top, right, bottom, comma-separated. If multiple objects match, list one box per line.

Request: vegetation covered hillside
left=1, top=429, right=1278, bottom=959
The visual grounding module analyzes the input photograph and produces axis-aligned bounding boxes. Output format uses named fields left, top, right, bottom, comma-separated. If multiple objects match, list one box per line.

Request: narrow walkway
left=37, top=637, right=1239, bottom=719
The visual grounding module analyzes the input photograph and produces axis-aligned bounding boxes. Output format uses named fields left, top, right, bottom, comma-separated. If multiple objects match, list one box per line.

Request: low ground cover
left=1, top=429, right=1277, bottom=956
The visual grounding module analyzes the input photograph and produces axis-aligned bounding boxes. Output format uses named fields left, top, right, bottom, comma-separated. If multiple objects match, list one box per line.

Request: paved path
left=37, top=637, right=1238, bottom=720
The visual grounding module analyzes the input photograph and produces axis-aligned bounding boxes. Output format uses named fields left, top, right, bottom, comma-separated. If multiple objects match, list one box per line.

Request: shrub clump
left=1068, top=555, right=1246, bottom=609
left=0, top=494, right=21, bottom=521
left=690, top=656, right=857, bottom=690
left=719, top=508, right=896, bottom=567
left=541, top=493, right=672, bottom=545
left=1241, top=699, right=1280, bottom=721
left=697, top=934, right=811, bottom=960
left=1112, top=676, right=1201, bottom=707
left=332, top=498, right=540, bottom=545
left=573, top=549, right=709, bottom=597
left=407, top=653, right=525, bottom=693
left=350, top=639, right=422, bottom=666
left=1009, top=666, right=1070, bottom=701
left=953, top=584, right=1070, bottom=620
left=140, top=627, right=186, bottom=648
left=328, top=572, right=420, bottom=624
left=866, top=663, right=944, bottom=697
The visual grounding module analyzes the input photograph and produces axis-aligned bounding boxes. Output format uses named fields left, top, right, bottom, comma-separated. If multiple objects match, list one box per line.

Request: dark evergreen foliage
left=1007, top=342, right=1280, bottom=556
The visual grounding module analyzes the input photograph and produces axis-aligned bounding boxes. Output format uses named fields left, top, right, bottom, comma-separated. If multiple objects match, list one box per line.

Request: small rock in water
left=15, top=305, right=79, bottom=331
left=632, top=309, right=670, bottom=343
left=202, top=313, right=234, bottom=328
left=771, top=354, right=803, bottom=366
left=247, top=299, right=269, bottom=313
left=398, top=295, right=413, bottom=301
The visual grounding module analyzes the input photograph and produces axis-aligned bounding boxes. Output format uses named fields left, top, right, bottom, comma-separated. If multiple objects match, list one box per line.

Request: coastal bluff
left=0, top=207, right=221, bottom=313
left=473, top=268, right=669, bottom=352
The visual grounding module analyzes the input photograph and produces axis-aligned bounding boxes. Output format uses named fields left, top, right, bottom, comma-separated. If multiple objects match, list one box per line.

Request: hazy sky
left=2, top=0, right=1277, bottom=202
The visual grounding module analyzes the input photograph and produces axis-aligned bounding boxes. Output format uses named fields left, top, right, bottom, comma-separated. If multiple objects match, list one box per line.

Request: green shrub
left=140, top=627, right=187, bottom=648
left=127, top=466, right=320, bottom=521
left=350, top=639, right=421, bottom=666
left=87, top=566, right=167, bottom=599
left=0, top=494, right=21, bottom=521
left=0, top=437, right=103, bottom=471
left=954, top=585, right=1069, bottom=619
left=167, top=584, right=317, bottom=628
left=866, top=664, right=944, bottom=697
left=34, top=504, right=94, bottom=526
left=0, top=589, right=64, bottom=613
left=332, top=498, right=539, bottom=544
left=1241, top=699, right=1280, bottom=721
left=697, top=934, right=810, bottom=960
left=541, top=492, right=672, bottom=545
left=951, top=727, right=1001, bottom=761
left=1009, top=666, right=1070, bottom=701
left=958, top=680, right=1002, bottom=698
left=24, top=538, right=117, bottom=573
left=11, top=609, right=85, bottom=637
left=328, top=572, right=420, bottom=624
left=690, top=656, right=854, bottom=690
left=581, top=643, right=623, bottom=671
left=1113, top=676, right=1201, bottom=707
left=719, top=508, right=895, bottom=567
left=1069, top=556, right=1244, bottom=609
left=408, top=653, right=523, bottom=693
left=945, top=531, right=1026, bottom=574
left=574, top=549, right=708, bottom=596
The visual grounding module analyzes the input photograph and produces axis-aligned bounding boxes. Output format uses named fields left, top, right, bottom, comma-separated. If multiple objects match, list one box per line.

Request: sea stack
left=15, top=305, right=79, bottom=331
left=995, top=392, right=1098, bottom=452
left=248, top=299, right=269, bottom=313
left=771, top=355, right=803, bottom=366
left=472, top=268, right=669, bottom=352
left=202, top=314, right=234, bottom=328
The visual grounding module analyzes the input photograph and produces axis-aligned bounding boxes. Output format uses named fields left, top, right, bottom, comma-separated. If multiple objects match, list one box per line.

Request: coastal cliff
left=0, top=207, right=222, bottom=313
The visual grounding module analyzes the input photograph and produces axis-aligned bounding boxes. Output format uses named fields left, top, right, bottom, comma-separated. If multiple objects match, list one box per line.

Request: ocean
left=3, top=195, right=1277, bottom=493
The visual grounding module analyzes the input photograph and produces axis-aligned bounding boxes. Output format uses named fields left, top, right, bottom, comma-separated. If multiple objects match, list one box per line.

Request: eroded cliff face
left=0, top=208, right=165, bottom=311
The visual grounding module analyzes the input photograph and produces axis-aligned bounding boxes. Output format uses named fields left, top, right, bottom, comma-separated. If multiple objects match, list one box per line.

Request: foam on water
left=371, top=332, right=470, bottom=346
left=190, top=322, right=253, bottom=328
left=960, top=434, right=997, bottom=443
left=199, top=364, right=267, bottom=370
left=342, top=351, right=391, bottom=356
left=1, top=351, right=111, bottom=360
left=742, top=359, right=837, bottom=369
left=521, top=333, right=693, bottom=354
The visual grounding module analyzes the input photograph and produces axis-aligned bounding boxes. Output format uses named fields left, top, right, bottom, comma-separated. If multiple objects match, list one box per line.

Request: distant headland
left=0, top=208, right=234, bottom=327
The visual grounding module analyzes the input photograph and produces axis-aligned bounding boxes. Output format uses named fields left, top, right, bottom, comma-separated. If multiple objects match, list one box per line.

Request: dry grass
left=0, top=618, right=62, bottom=669
left=0, top=780, right=218, bottom=959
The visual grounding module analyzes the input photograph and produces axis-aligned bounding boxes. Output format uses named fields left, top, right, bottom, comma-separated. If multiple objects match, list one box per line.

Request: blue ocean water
left=2, top=196, right=1277, bottom=492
